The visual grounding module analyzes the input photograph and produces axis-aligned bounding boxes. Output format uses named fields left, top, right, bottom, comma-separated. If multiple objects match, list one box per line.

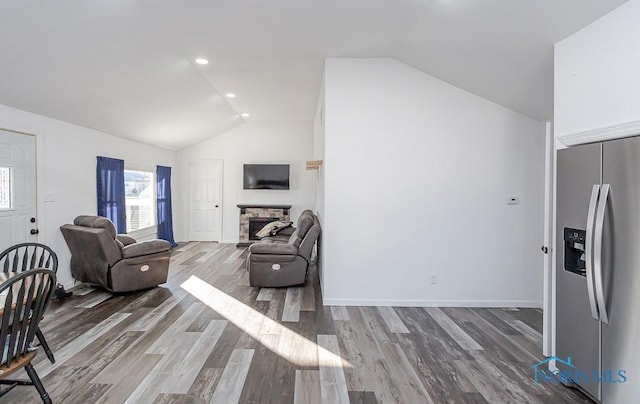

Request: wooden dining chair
left=0, top=268, right=56, bottom=403
left=0, top=243, right=58, bottom=363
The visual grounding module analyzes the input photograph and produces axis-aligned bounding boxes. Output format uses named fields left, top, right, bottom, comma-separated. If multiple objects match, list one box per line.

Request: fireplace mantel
left=237, top=204, right=292, bottom=209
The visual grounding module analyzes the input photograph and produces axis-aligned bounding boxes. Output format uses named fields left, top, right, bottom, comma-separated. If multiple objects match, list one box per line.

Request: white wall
left=321, top=58, right=546, bottom=307
left=175, top=122, right=315, bottom=243
left=0, top=104, right=177, bottom=289
left=313, top=75, right=326, bottom=288
left=555, top=0, right=640, bottom=141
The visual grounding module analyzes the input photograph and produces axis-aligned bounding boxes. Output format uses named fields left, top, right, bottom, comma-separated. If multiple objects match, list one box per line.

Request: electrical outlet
left=429, top=274, right=438, bottom=284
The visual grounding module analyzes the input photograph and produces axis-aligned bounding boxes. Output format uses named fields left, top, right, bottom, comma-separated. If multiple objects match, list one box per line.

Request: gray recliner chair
left=247, top=209, right=321, bottom=287
left=60, top=215, right=171, bottom=292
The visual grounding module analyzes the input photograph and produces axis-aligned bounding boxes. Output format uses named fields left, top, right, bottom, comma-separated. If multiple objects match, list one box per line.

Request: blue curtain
left=96, top=156, right=126, bottom=233
left=156, top=165, right=178, bottom=248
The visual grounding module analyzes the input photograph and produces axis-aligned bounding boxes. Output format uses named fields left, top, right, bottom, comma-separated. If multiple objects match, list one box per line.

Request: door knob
left=30, top=229, right=39, bottom=235
left=215, top=205, right=219, bottom=208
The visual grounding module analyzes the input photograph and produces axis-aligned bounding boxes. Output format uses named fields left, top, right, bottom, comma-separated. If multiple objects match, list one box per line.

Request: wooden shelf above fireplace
left=237, top=204, right=292, bottom=209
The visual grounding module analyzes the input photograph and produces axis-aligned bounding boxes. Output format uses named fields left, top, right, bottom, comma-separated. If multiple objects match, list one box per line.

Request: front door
left=189, top=160, right=223, bottom=241
left=0, top=129, right=38, bottom=251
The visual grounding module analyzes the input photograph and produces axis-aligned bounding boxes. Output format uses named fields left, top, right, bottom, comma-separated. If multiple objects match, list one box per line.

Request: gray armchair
left=60, top=215, right=171, bottom=292
left=247, top=210, right=321, bottom=287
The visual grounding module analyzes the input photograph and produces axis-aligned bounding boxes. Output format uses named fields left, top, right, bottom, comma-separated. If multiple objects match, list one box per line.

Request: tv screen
left=243, top=164, right=290, bottom=190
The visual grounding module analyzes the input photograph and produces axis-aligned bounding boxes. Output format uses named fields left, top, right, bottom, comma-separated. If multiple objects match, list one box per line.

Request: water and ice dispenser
left=564, top=227, right=586, bottom=276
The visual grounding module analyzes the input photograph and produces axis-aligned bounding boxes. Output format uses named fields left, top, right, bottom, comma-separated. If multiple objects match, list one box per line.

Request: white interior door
left=189, top=160, right=223, bottom=241
left=0, top=129, right=37, bottom=251
left=542, top=121, right=554, bottom=356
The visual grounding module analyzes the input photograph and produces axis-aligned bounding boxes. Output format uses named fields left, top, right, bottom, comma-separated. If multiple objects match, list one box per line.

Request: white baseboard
left=322, top=298, right=543, bottom=309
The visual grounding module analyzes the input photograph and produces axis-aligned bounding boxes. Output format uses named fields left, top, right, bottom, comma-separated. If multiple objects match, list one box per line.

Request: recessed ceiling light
left=226, top=93, right=236, bottom=98
left=195, top=58, right=209, bottom=65
left=241, top=113, right=250, bottom=118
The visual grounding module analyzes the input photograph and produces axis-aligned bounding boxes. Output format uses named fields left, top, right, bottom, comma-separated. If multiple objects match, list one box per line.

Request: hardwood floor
left=5, top=242, right=591, bottom=403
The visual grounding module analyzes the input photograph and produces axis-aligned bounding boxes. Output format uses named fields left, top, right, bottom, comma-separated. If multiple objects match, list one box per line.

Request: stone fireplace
left=237, top=204, right=291, bottom=246
left=248, top=217, right=279, bottom=241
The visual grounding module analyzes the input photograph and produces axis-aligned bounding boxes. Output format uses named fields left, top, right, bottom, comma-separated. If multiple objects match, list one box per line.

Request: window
left=0, top=167, right=13, bottom=210
left=125, top=169, right=155, bottom=232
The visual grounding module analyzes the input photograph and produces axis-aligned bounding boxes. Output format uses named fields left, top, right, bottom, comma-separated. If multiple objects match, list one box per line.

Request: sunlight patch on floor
left=181, top=275, right=351, bottom=368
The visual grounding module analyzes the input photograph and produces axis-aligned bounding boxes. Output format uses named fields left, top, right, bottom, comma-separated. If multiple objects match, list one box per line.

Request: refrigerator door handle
left=594, top=183, right=610, bottom=324
left=585, top=184, right=600, bottom=321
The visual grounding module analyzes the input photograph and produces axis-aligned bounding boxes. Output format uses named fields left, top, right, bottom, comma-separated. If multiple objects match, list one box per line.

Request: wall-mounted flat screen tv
left=243, top=164, right=290, bottom=190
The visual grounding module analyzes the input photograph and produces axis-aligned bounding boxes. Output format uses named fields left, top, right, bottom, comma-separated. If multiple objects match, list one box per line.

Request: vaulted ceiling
left=0, top=0, right=628, bottom=150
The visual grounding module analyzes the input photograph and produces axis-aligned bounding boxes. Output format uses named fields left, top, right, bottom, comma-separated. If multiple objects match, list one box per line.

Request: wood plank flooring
left=4, top=242, right=591, bottom=403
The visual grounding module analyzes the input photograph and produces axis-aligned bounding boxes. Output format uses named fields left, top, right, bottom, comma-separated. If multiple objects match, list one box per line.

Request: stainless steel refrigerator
left=556, top=136, right=640, bottom=403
